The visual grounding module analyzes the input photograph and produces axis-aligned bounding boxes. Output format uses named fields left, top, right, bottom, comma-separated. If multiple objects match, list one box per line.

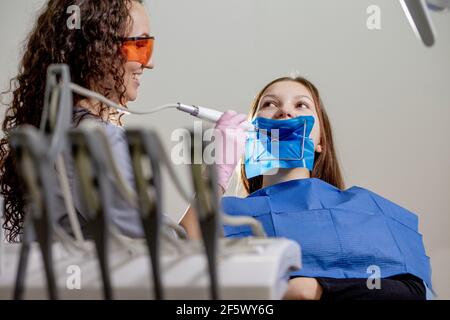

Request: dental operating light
left=399, top=0, right=450, bottom=47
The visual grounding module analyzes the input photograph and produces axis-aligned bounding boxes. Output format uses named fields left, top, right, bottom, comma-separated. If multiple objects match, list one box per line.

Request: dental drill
left=68, top=83, right=255, bottom=131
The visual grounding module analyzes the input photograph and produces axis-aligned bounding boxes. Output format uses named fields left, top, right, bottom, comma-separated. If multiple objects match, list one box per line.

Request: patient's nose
left=274, top=105, right=294, bottom=119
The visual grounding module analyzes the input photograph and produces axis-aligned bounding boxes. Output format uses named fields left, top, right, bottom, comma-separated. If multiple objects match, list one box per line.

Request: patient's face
left=255, top=80, right=322, bottom=153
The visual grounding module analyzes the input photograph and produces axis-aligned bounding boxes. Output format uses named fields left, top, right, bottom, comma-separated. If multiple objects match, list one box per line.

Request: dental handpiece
left=176, top=103, right=255, bottom=131
left=68, top=83, right=255, bottom=131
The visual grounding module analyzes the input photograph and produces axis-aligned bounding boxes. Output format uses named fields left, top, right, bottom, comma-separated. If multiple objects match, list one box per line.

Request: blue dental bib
left=221, top=178, right=432, bottom=290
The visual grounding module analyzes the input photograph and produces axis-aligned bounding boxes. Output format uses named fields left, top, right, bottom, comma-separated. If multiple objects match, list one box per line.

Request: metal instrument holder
left=9, top=126, right=59, bottom=299
left=188, top=129, right=221, bottom=300
left=126, top=129, right=165, bottom=299
left=68, top=126, right=115, bottom=299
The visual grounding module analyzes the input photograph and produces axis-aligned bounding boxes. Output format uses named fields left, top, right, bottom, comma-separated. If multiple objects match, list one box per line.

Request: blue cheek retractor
left=244, top=115, right=316, bottom=179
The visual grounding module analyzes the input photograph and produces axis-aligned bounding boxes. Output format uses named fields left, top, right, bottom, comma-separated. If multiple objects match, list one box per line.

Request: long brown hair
left=0, top=0, right=141, bottom=242
left=240, top=76, right=345, bottom=195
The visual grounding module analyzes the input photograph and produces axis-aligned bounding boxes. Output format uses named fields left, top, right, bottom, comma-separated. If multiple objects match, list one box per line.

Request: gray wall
left=1, top=0, right=449, bottom=298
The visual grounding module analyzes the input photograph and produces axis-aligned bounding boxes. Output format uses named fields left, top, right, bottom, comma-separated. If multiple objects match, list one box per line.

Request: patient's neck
left=262, top=168, right=310, bottom=189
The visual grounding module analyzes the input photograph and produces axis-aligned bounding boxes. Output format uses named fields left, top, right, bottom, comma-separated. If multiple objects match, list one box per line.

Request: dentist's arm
left=179, top=110, right=249, bottom=239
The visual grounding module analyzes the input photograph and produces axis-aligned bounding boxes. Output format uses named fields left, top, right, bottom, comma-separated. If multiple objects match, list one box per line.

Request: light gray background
left=1, top=0, right=449, bottom=299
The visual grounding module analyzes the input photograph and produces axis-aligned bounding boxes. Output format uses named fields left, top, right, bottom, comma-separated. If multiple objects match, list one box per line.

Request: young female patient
left=181, top=76, right=432, bottom=300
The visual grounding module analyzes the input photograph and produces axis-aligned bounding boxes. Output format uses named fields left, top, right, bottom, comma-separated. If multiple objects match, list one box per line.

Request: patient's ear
left=316, top=144, right=323, bottom=153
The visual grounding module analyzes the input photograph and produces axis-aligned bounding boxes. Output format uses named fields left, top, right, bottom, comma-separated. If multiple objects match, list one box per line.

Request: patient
left=181, top=76, right=432, bottom=300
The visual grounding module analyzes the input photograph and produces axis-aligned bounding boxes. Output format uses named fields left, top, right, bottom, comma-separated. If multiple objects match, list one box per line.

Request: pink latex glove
left=213, top=110, right=249, bottom=192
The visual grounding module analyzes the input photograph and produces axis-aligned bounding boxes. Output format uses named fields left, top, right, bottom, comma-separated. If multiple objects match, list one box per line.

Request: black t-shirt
left=309, top=274, right=426, bottom=300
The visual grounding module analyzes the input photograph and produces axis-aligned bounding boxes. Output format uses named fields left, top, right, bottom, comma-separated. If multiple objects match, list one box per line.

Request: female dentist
left=1, top=0, right=154, bottom=241
left=0, top=0, right=247, bottom=242
left=181, top=76, right=432, bottom=300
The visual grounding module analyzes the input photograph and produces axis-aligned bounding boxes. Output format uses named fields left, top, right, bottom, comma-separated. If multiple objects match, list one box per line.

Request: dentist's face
left=255, top=80, right=322, bottom=153
left=123, top=1, right=154, bottom=103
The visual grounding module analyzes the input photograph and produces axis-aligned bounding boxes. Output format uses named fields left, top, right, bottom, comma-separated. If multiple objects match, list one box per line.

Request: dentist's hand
left=213, top=110, right=249, bottom=192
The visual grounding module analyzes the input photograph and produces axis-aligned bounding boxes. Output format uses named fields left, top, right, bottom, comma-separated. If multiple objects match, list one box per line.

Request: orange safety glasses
left=121, top=36, right=154, bottom=67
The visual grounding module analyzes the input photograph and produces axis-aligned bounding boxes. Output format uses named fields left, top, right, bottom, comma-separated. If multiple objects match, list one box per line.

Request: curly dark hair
left=0, top=0, right=142, bottom=242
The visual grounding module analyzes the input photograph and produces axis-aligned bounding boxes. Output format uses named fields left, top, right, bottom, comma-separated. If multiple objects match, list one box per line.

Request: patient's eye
left=296, top=102, right=309, bottom=109
left=261, top=101, right=277, bottom=108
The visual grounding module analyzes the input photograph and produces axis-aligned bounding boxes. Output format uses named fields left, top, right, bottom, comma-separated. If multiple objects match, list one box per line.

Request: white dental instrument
left=69, top=83, right=255, bottom=131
